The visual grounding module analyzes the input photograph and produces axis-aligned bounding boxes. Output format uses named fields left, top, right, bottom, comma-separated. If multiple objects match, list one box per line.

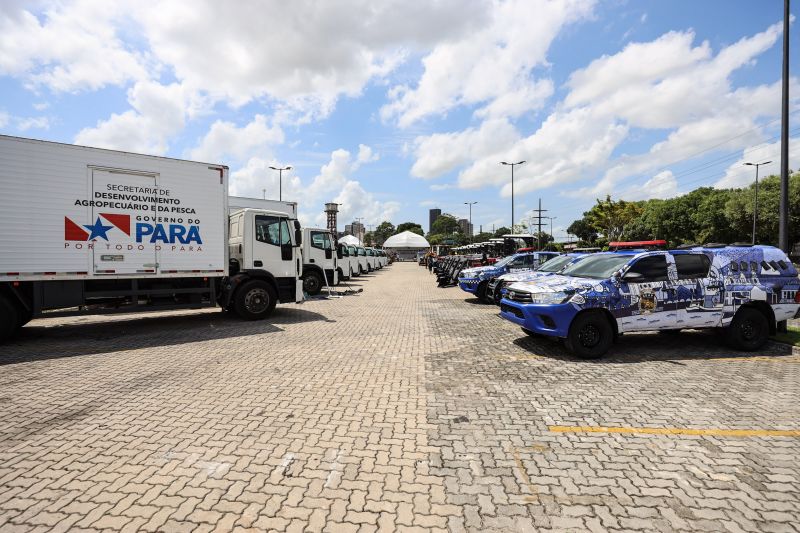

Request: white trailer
left=0, top=135, right=303, bottom=341
left=229, top=196, right=298, bottom=218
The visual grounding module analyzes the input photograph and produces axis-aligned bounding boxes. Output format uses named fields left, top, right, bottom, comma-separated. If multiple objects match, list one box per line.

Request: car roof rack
left=702, top=243, right=727, bottom=248
left=728, top=242, right=754, bottom=247
left=675, top=243, right=701, bottom=249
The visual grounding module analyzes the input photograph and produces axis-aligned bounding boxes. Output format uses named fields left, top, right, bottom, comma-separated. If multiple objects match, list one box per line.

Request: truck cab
left=355, top=246, right=369, bottom=275
left=500, top=245, right=800, bottom=359
left=301, top=228, right=338, bottom=295
left=365, top=248, right=378, bottom=271
left=227, top=208, right=303, bottom=316
left=337, top=242, right=354, bottom=281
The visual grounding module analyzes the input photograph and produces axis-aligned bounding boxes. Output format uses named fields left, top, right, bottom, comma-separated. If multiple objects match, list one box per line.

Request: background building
left=458, top=218, right=473, bottom=238
left=344, top=221, right=365, bottom=242
left=429, top=208, right=441, bottom=233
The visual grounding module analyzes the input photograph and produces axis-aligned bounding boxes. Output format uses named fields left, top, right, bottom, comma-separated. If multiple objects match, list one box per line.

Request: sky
left=1, top=0, right=798, bottom=240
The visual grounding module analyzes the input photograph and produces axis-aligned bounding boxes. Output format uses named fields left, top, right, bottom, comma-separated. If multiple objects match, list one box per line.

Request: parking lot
left=1, top=262, right=799, bottom=532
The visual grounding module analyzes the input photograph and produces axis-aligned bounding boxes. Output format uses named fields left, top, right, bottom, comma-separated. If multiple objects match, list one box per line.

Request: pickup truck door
left=618, top=254, right=676, bottom=332
left=672, top=252, right=723, bottom=328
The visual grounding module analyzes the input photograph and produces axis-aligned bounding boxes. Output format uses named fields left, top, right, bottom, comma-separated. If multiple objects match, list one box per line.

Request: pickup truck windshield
left=560, top=254, right=632, bottom=279
left=538, top=255, right=574, bottom=273
left=494, top=255, right=515, bottom=268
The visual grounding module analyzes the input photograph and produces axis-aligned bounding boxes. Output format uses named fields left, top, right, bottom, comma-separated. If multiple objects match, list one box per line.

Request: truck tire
left=565, top=311, right=613, bottom=359
left=726, top=307, right=768, bottom=351
left=303, top=271, right=323, bottom=296
left=234, top=280, right=277, bottom=320
left=0, top=295, right=20, bottom=342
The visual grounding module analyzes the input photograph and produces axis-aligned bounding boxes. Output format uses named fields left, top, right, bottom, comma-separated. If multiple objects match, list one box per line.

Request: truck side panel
left=0, top=135, right=228, bottom=282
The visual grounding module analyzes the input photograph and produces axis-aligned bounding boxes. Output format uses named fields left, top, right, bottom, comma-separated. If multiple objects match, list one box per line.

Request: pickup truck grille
left=505, top=288, right=532, bottom=303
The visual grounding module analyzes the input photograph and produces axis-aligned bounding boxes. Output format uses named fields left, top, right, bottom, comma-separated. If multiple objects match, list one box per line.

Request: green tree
left=363, top=231, right=375, bottom=246
left=493, top=226, right=512, bottom=238
left=396, top=222, right=424, bottom=236
left=566, top=219, right=597, bottom=243
left=429, top=213, right=462, bottom=236
left=373, top=221, right=395, bottom=245
left=584, top=196, right=643, bottom=241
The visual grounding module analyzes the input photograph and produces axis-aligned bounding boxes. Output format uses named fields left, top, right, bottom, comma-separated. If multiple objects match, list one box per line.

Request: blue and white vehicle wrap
left=487, top=253, right=589, bottom=302
left=500, top=246, right=800, bottom=338
left=458, top=252, right=559, bottom=295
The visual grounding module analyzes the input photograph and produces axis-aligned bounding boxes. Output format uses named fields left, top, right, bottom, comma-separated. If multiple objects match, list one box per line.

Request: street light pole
left=500, top=161, right=525, bottom=232
left=268, top=165, right=292, bottom=201
left=779, top=0, right=790, bottom=252
left=744, top=161, right=772, bottom=244
left=464, top=202, right=477, bottom=243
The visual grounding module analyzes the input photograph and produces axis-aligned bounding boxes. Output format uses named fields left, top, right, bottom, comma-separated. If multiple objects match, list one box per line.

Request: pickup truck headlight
left=528, top=291, right=570, bottom=304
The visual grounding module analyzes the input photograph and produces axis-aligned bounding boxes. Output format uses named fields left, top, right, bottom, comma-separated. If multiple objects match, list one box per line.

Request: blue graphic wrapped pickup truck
left=499, top=246, right=800, bottom=358
left=486, top=253, right=588, bottom=304
left=458, top=251, right=559, bottom=303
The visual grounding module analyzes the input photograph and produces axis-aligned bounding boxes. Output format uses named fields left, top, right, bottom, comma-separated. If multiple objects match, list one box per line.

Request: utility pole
left=464, top=201, right=477, bottom=243
left=744, top=161, right=772, bottom=244
left=779, top=0, right=790, bottom=252
left=262, top=188, right=266, bottom=200
left=530, top=198, right=548, bottom=250
left=268, top=165, right=292, bottom=201
left=500, top=161, right=525, bottom=232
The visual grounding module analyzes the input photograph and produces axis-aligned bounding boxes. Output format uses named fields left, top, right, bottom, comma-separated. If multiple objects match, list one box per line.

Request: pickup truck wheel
left=566, top=311, right=613, bottom=359
left=234, top=280, right=277, bottom=320
left=476, top=281, right=489, bottom=303
left=726, top=307, right=768, bottom=351
left=303, top=271, right=323, bottom=296
left=0, top=295, right=20, bottom=342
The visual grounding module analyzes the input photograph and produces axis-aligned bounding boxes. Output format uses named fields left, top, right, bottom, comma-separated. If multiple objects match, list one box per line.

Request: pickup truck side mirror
left=621, top=271, right=643, bottom=282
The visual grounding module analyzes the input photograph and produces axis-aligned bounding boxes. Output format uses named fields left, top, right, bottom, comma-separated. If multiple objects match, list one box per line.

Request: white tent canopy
left=338, top=234, right=362, bottom=246
left=383, top=231, right=430, bottom=249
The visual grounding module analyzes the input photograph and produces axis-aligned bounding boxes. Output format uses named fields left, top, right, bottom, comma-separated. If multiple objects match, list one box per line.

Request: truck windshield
left=359, top=248, right=366, bottom=256
left=537, top=255, right=575, bottom=273
left=560, top=254, right=632, bottom=279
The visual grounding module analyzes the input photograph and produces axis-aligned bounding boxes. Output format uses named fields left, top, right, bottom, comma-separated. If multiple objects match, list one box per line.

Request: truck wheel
left=565, top=311, right=613, bottom=359
left=303, top=271, right=323, bottom=296
left=234, top=280, right=277, bottom=320
left=726, top=307, right=768, bottom=351
left=0, top=295, right=20, bottom=342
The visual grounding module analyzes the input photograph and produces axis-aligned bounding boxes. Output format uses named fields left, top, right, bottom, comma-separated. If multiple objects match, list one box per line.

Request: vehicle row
left=0, top=135, right=390, bottom=343
left=435, top=243, right=800, bottom=359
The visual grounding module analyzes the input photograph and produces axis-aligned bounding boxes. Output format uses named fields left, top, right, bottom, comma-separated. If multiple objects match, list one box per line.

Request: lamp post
left=464, top=201, right=477, bottom=243
left=548, top=216, right=557, bottom=248
left=500, top=161, right=525, bottom=232
left=744, top=161, right=772, bottom=244
left=268, top=165, right=292, bottom=201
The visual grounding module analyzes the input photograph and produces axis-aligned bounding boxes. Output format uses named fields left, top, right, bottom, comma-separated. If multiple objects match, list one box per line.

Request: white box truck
left=0, top=135, right=303, bottom=342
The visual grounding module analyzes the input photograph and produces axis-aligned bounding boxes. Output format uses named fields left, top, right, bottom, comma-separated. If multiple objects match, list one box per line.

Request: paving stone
left=0, top=263, right=798, bottom=532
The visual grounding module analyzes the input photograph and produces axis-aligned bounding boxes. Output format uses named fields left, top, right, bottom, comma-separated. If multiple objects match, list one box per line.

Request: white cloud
left=0, top=111, right=9, bottom=128
left=715, top=140, right=800, bottom=189
left=188, top=114, right=284, bottom=163
left=16, top=116, right=50, bottom=131
left=74, top=81, right=194, bottom=154
left=620, top=170, right=679, bottom=201
left=130, top=0, right=484, bottom=116
left=381, top=0, right=595, bottom=127
left=411, top=118, right=520, bottom=179
left=0, top=0, right=148, bottom=92
left=229, top=157, right=304, bottom=200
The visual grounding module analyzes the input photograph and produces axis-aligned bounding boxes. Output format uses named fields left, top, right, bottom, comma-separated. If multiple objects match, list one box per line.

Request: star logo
left=83, top=217, right=114, bottom=241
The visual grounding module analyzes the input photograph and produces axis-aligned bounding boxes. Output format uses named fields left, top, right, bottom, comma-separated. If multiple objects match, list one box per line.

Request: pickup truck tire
left=565, top=311, right=613, bottom=359
left=726, top=307, right=769, bottom=351
left=234, top=280, right=277, bottom=320
left=303, top=271, right=323, bottom=296
left=0, top=295, right=20, bottom=342
left=476, top=281, right=489, bottom=303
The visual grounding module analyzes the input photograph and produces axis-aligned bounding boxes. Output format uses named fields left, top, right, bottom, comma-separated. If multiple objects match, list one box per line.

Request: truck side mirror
left=294, top=220, right=302, bottom=246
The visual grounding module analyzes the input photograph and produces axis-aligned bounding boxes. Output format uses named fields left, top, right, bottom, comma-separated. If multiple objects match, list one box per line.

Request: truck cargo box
left=0, top=135, right=229, bottom=282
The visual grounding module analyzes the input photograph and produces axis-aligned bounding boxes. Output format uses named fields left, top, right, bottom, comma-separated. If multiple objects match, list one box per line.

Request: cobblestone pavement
left=1, top=263, right=799, bottom=532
